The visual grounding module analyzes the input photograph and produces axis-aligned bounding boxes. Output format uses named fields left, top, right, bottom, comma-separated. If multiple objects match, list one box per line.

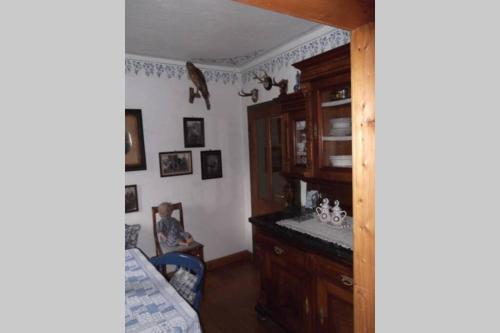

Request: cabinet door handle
left=273, top=246, right=284, bottom=255
left=305, top=297, right=309, bottom=315
left=319, top=307, right=325, bottom=325
left=340, top=274, right=353, bottom=286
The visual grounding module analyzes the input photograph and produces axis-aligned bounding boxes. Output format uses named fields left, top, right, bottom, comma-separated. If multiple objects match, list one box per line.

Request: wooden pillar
left=351, top=21, right=375, bottom=333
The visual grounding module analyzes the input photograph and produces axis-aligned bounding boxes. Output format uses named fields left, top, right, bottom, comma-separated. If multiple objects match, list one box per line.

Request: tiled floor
left=199, top=260, right=286, bottom=333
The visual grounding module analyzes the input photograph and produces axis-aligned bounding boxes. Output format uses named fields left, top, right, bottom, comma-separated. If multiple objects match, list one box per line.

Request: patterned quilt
left=125, top=249, right=201, bottom=333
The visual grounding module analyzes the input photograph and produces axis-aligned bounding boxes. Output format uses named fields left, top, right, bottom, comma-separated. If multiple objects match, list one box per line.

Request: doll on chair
left=157, top=202, right=193, bottom=247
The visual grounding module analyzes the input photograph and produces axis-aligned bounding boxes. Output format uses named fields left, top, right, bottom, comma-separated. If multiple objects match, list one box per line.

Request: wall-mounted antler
left=253, top=70, right=288, bottom=96
left=253, top=71, right=273, bottom=90
left=238, top=88, right=259, bottom=103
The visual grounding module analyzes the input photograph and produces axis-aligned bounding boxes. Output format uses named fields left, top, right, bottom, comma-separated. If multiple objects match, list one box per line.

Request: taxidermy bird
left=186, top=61, right=210, bottom=110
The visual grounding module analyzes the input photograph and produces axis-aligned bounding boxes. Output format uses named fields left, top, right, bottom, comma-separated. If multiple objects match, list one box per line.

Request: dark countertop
left=249, top=210, right=353, bottom=265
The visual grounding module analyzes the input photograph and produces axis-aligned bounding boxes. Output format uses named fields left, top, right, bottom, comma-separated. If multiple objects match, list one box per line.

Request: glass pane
left=270, top=117, right=286, bottom=200
left=270, top=117, right=282, bottom=172
left=256, top=118, right=268, bottom=199
left=320, top=86, right=352, bottom=169
left=295, top=120, right=307, bottom=165
left=320, top=87, right=351, bottom=137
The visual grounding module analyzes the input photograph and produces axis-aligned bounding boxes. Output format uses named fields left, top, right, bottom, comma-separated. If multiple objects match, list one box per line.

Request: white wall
left=125, top=56, right=248, bottom=260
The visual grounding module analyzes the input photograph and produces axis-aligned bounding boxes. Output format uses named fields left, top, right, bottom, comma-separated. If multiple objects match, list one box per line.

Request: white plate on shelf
left=330, top=118, right=351, bottom=128
left=330, top=162, right=352, bottom=167
left=321, top=98, right=351, bottom=107
left=329, top=155, right=352, bottom=167
left=322, top=136, right=352, bottom=141
left=329, top=128, right=351, bottom=136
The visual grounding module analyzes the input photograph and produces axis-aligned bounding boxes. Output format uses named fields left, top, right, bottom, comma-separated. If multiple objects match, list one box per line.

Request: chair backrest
left=125, top=224, right=141, bottom=249
left=149, top=252, right=205, bottom=311
left=152, top=202, right=184, bottom=256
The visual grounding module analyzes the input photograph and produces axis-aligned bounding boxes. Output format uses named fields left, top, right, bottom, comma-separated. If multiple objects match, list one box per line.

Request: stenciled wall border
left=125, top=59, right=240, bottom=86
left=241, top=28, right=350, bottom=84
left=125, top=27, right=350, bottom=87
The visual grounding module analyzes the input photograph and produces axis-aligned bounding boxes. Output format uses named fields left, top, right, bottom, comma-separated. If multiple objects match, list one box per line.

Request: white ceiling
left=126, top=0, right=324, bottom=68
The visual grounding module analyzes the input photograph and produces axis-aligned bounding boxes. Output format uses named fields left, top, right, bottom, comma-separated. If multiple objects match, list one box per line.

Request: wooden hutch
left=250, top=44, right=354, bottom=333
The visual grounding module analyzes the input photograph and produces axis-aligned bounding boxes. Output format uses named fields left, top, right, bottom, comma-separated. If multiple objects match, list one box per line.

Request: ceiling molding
left=191, top=49, right=267, bottom=68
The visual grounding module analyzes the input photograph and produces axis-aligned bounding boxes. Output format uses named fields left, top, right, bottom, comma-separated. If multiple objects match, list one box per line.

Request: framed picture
left=126, top=109, right=147, bottom=171
left=159, top=151, right=193, bottom=177
left=183, top=117, right=205, bottom=148
left=125, top=185, right=139, bottom=213
left=201, top=150, right=222, bottom=180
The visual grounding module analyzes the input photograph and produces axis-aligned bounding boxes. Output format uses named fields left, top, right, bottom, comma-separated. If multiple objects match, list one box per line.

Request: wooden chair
left=152, top=203, right=204, bottom=262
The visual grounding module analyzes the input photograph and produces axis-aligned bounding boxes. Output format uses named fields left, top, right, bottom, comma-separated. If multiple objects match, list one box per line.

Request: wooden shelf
left=324, top=164, right=352, bottom=169
left=322, top=136, right=352, bottom=142
left=321, top=98, right=351, bottom=108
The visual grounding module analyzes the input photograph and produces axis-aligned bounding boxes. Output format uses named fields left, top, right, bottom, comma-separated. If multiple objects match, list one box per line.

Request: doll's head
left=158, top=202, right=173, bottom=218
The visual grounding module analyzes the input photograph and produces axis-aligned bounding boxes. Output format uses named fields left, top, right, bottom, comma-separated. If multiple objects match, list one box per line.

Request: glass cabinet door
left=317, top=85, right=352, bottom=171
left=255, top=118, right=268, bottom=200
left=248, top=101, right=287, bottom=215
left=293, top=119, right=307, bottom=166
left=270, top=117, right=286, bottom=201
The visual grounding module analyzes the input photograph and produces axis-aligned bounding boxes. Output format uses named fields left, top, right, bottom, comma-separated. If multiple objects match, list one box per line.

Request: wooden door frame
left=235, top=1, right=375, bottom=332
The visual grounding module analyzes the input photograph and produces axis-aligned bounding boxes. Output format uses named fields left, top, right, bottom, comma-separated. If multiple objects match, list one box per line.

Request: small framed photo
left=183, top=117, right=205, bottom=148
left=125, top=185, right=139, bottom=213
left=126, top=109, right=147, bottom=171
left=201, top=150, right=222, bottom=180
left=159, top=151, right=193, bottom=177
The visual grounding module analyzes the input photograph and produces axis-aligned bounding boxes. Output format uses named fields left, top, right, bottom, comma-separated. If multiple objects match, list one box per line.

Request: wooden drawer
left=310, top=253, right=353, bottom=293
left=254, top=231, right=306, bottom=269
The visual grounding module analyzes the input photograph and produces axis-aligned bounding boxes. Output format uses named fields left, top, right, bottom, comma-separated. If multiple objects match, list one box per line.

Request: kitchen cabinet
left=311, top=253, right=353, bottom=333
left=310, top=76, right=352, bottom=182
left=278, top=43, right=352, bottom=183
left=253, top=225, right=352, bottom=333
left=254, top=231, right=310, bottom=332
left=316, top=276, right=353, bottom=333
